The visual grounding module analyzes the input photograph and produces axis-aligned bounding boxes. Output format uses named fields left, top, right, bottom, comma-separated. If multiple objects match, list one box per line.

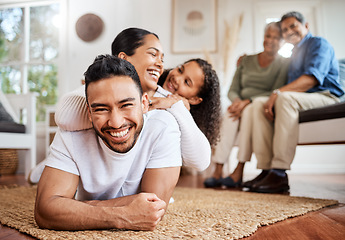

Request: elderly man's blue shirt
left=288, top=32, right=344, bottom=97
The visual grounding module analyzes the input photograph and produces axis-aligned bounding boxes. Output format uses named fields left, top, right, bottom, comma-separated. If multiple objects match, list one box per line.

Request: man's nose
left=285, top=27, right=294, bottom=35
left=108, top=110, right=125, bottom=129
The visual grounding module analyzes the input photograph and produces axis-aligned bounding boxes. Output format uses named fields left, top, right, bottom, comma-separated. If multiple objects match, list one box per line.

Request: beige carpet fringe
left=0, top=186, right=338, bottom=239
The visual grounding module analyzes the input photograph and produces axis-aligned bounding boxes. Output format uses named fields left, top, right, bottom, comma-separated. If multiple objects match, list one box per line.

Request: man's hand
left=227, top=99, right=250, bottom=120
left=120, top=193, right=166, bottom=231
left=263, top=93, right=278, bottom=121
left=236, top=54, right=246, bottom=67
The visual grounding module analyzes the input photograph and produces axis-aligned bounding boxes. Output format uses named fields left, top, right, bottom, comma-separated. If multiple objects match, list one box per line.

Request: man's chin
left=107, top=141, right=133, bottom=153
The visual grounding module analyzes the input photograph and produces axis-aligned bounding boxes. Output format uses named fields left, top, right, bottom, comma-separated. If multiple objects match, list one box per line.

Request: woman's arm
left=166, top=101, right=211, bottom=172
left=55, top=86, right=92, bottom=131
left=227, top=57, right=244, bottom=102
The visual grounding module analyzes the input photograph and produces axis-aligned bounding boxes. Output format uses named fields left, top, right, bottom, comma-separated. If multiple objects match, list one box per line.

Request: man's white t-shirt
left=46, top=110, right=182, bottom=201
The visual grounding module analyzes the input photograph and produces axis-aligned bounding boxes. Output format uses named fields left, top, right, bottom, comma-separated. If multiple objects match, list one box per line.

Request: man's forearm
left=35, top=196, right=126, bottom=230
left=35, top=193, right=165, bottom=231
left=85, top=194, right=139, bottom=207
left=141, top=167, right=181, bottom=208
left=280, top=74, right=318, bottom=92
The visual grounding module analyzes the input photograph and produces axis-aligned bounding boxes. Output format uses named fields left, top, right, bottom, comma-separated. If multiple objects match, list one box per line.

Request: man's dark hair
left=280, top=11, right=306, bottom=24
left=84, top=54, right=143, bottom=102
left=111, top=27, right=159, bottom=56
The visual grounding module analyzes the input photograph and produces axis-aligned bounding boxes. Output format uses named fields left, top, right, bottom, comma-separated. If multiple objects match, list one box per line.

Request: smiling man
left=245, top=11, right=344, bottom=193
left=34, top=55, right=182, bottom=231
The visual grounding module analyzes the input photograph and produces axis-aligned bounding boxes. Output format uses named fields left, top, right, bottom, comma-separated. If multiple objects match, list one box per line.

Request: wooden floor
left=0, top=173, right=345, bottom=240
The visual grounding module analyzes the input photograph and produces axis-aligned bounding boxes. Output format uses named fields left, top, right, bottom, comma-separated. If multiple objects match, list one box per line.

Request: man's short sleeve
left=303, top=37, right=334, bottom=85
left=45, top=129, right=80, bottom=175
left=145, top=111, right=182, bottom=169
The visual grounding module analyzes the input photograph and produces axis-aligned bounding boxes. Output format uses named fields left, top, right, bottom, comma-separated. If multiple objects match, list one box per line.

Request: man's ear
left=87, top=105, right=92, bottom=123
left=118, top=52, right=127, bottom=60
left=142, top=93, right=149, bottom=114
left=305, top=22, right=309, bottom=30
left=188, top=96, right=203, bottom=105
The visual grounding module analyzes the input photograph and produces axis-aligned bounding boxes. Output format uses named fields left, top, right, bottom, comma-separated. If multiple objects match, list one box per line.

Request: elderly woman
left=204, top=22, right=290, bottom=188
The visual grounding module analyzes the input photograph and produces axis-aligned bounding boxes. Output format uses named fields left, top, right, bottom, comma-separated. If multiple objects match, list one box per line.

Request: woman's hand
left=149, top=95, right=190, bottom=111
left=227, top=99, right=251, bottom=120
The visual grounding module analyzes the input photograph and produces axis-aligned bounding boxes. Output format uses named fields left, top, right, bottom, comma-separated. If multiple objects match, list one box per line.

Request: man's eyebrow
left=119, top=97, right=136, bottom=104
left=90, top=98, right=136, bottom=108
left=90, top=103, right=108, bottom=108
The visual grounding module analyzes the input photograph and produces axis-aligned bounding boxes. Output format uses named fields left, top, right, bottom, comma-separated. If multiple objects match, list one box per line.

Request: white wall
left=33, top=0, right=345, bottom=172
left=59, top=0, right=345, bottom=96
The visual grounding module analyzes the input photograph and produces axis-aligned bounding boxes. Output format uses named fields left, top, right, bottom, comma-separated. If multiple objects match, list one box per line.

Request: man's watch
left=273, top=89, right=281, bottom=95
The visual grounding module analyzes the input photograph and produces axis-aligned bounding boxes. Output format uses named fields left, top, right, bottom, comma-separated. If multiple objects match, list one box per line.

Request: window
left=0, top=1, right=60, bottom=121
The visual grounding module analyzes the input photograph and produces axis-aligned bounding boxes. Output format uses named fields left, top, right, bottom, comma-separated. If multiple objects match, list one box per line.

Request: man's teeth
left=109, top=129, right=129, bottom=138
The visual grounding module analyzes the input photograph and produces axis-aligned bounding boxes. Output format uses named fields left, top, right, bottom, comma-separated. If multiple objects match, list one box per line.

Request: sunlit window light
left=266, top=18, right=280, bottom=24
left=52, top=14, right=61, bottom=28
left=278, top=43, right=294, bottom=58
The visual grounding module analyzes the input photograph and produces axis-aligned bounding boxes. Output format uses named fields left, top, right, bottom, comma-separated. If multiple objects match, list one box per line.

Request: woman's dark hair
left=84, top=54, right=142, bottom=103
left=158, top=58, right=221, bottom=147
left=111, top=27, right=159, bottom=56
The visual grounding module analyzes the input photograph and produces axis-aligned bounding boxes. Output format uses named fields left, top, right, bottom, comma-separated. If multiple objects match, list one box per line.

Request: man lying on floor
left=34, top=55, right=182, bottom=231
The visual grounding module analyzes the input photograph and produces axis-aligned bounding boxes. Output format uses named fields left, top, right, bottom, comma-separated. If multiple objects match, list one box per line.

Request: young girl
left=29, top=28, right=221, bottom=183
left=153, top=59, right=221, bottom=149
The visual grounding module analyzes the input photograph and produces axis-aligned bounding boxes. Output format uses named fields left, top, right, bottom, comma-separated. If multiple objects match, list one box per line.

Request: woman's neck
left=258, top=51, right=277, bottom=68
left=146, top=89, right=157, bottom=99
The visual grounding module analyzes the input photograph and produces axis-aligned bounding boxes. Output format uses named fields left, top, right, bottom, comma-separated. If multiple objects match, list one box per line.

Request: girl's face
left=121, top=34, right=164, bottom=92
left=163, top=61, right=204, bottom=105
left=263, top=27, right=283, bottom=55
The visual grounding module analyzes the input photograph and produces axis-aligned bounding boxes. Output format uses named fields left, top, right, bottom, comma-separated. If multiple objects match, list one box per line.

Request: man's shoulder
left=143, top=110, right=180, bottom=137
left=58, top=128, right=97, bottom=144
left=59, top=128, right=95, bottom=136
left=306, top=35, right=332, bottom=49
left=145, top=110, right=178, bottom=128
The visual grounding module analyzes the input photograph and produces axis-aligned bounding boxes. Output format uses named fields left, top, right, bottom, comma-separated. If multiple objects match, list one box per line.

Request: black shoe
left=221, top=176, right=242, bottom=188
left=204, top=177, right=222, bottom=188
left=251, top=171, right=289, bottom=193
left=242, top=170, right=269, bottom=189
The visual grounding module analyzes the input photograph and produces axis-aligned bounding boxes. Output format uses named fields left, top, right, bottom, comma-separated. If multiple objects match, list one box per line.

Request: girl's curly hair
left=158, top=58, right=221, bottom=147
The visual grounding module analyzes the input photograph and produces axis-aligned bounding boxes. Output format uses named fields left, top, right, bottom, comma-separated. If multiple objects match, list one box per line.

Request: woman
left=204, top=22, right=290, bottom=188
left=29, top=28, right=221, bottom=184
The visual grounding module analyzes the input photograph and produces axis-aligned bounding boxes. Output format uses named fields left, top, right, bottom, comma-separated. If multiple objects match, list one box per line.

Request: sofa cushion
left=0, top=102, right=14, bottom=122
left=299, top=101, right=345, bottom=123
left=0, top=121, right=26, bottom=133
left=338, top=59, right=345, bottom=102
left=0, top=91, right=19, bottom=122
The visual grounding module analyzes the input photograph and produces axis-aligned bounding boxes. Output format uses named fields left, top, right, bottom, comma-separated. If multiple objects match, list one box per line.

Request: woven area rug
left=0, top=185, right=338, bottom=240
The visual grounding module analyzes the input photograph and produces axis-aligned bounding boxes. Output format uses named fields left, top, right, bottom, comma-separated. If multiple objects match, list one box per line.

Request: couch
left=298, top=59, right=345, bottom=145
left=0, top=93, right=37, bottom=179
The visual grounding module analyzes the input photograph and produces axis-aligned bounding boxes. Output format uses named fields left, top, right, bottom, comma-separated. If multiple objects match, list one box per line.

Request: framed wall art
left=172, top=0, right=217, bottom=53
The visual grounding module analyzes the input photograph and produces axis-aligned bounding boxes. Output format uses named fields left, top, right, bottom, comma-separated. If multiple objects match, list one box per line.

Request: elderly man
left=244, top=11, right=344, bottom=193
left=35, top=55, right=182, bottom=230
